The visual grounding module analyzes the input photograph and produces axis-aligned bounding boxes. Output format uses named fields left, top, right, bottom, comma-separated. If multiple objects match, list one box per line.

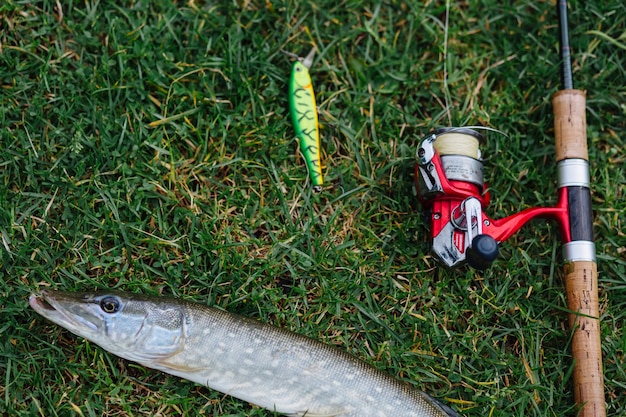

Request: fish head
left=30, top=290, right=186, bottom=364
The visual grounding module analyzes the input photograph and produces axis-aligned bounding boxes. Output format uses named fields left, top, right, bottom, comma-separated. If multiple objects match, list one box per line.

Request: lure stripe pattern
left=289, top=61, right=323, bottom=190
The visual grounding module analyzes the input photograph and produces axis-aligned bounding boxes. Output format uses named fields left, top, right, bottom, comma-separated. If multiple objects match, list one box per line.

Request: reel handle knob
left=466, top=234, right=499, bottom=270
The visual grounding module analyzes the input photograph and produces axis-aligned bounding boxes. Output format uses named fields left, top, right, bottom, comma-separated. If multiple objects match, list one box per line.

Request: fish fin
left=288, top=410, right=345, bottom=417
left=419, top=391, right=460, bottom=417
left=129, top=352, right=204, bottom=374
left=151, top=358, right=205, bottom=374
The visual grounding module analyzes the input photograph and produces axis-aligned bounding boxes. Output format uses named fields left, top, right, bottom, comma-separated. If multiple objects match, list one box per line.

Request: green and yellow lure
left=289, top=48, right=323, bottom=192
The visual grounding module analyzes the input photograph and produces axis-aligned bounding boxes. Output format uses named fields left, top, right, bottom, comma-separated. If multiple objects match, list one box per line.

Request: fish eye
left=100, top=296, right=120, bottom=314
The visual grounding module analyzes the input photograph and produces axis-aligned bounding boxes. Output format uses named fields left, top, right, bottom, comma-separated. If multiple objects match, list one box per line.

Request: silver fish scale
left=152, top=300, right=454, bottom=417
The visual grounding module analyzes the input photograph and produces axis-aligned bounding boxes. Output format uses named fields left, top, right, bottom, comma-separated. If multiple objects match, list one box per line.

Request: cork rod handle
left=564, top=260, right=605, bottom=417
left=553, top=90, right=588, bottom=161
left=553, top=89, right=606, bottom=417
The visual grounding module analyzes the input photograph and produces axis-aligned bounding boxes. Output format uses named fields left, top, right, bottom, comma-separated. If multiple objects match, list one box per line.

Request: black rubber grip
left=567, top=186, right=594, bottom=242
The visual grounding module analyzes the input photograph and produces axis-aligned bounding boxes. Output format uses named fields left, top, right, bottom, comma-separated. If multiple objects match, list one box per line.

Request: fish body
left=289, top=48, right=323, bottom=192
left=30, top=290, right=459, bottom=417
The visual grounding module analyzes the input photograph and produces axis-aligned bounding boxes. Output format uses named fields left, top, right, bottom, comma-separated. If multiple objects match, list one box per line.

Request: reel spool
left=415, top=127, right=569, bottom=269
left=426, top=127, right=483, bottom=186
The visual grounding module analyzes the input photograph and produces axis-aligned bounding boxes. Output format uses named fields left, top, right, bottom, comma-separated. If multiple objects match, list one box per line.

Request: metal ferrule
left=557, top=159, right=590, bottom=188
left=562, top=241, right=596, bottom=262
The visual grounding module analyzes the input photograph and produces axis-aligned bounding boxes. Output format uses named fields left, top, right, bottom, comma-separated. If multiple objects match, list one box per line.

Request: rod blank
left=557, top=0, right=574, bottom=89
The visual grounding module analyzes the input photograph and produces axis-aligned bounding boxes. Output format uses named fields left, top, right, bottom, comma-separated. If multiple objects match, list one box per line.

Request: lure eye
left=100, top=296, right=121, bottom=314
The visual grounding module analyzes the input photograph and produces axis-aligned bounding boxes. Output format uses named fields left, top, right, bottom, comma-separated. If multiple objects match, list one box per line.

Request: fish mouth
left=29, top=290, right=59, bottom=313
left=29, top=292, right=56, bottom=311
left=29, top=290, right=98, bottom=332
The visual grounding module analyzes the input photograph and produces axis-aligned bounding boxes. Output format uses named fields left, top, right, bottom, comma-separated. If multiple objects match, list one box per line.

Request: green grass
left=1, top=0, right=624, bottom=416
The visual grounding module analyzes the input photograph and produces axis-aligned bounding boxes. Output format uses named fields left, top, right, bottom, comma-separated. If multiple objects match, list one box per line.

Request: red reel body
left=415, top=128, right=571, bottom=269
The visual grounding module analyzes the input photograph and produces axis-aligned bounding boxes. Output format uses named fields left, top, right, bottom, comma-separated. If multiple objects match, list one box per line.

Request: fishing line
left=431, top=126, right=508, bottom=158
left=433, top=132, right=479, bottom=158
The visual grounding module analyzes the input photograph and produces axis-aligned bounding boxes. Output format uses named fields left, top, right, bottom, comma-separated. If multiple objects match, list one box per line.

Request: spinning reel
left=415, top=127, right=573, bottom=269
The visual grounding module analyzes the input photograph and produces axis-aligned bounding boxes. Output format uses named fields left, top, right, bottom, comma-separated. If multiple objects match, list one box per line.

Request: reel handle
left=466, top=234, right=498, bottom=270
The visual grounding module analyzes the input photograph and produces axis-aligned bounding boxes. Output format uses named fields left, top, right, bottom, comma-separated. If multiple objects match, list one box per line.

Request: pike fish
left=29, top=290, right=460, bottom=417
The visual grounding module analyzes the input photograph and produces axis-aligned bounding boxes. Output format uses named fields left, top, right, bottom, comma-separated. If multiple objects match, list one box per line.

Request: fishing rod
left=553, top=1, right=605, bottom=415
left=414, top=2, right=606, bottom=415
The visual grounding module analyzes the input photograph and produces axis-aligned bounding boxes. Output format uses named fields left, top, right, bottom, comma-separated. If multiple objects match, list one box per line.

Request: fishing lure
left=288, top=48, right=323, bottom=192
